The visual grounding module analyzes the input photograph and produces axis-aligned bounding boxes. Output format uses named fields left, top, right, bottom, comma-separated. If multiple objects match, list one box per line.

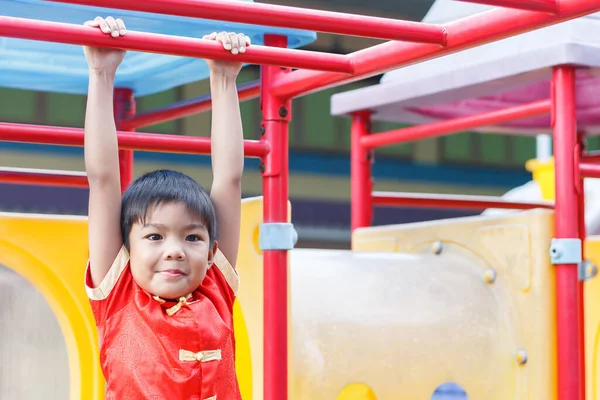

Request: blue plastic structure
left=0, top=0, right=316, bottom=96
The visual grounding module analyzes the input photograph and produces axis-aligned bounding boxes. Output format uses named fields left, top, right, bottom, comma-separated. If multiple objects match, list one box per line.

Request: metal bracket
left=259, top=223, right=298, bottom=251
left=549, top=238, right=582, bottom=265
left=579, top=260, right=598, bottom=281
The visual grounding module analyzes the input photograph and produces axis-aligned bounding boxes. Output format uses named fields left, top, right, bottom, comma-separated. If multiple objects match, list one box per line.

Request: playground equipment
left=331, top=2, right=600, bottom=399
left=2, top=0, right=600, bottom=399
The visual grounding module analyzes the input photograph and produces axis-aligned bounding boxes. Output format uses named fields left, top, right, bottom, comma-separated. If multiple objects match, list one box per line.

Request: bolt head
left=484, top=269, right=497, bottom=284
left=516, top=349, right=528, bottom=365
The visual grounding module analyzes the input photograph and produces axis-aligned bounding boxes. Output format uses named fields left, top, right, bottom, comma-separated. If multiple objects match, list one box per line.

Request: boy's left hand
left=203, top=31, right=251, bottom=79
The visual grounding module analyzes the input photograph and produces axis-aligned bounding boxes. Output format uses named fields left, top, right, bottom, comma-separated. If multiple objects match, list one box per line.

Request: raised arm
left=83, top=17, right=127, bottom=286
left=204, top=32, right=251, bottom=267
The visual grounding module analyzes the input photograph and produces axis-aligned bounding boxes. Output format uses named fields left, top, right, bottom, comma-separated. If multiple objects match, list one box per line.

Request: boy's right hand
left=83, top=17, right=127, bottom=73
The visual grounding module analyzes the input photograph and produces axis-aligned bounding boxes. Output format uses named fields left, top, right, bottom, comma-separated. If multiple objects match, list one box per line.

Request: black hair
left=120, top=169, right=217, bottom=249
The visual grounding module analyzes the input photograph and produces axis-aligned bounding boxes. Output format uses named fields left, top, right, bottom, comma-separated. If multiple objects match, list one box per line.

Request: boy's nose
left=164, top=244, right=186, bottom=260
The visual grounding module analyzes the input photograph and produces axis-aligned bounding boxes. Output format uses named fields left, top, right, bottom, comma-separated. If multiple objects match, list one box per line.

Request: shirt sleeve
left=84, top=245, right=134, bottom=325
left=205, top=249, right=239, bottom=309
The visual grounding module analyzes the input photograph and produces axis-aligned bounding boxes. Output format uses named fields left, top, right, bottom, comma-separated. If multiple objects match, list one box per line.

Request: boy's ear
left=207, top=240, right=219, bottom=266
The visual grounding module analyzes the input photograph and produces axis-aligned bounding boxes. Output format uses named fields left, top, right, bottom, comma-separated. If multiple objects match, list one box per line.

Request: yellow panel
left=347, top=209, right=557, bottom=400
left=584, top=236, right=600, bottom=400
left=233, top=197, right=264, bottom=400
left=0, top=212, right=102, bottom=400
left=526, top=158, right=555, bottom=201
left=234, top=196, right=265, bottom=400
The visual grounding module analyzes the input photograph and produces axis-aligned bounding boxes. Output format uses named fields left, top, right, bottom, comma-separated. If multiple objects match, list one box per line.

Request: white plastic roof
left=330, top=1, right=600, bottom=135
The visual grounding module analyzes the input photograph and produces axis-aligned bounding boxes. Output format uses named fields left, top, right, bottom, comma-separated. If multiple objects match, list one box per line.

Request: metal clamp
left=579, top=260, right=598, bottom=281
left=549, top=238, right=582, bottom=265
left=259, top=223, right=298, bottom=251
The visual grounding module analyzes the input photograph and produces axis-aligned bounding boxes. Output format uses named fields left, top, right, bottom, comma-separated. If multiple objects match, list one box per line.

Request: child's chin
left=153, top=288, right=186, bottom=299
left=152, top=283, right=194, bottom=299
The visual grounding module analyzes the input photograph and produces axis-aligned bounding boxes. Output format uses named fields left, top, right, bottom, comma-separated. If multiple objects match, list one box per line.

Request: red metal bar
left=457, top=0, right=560, bottom=13
left=47, top=0, right=447, bottom=44
left=270, top=0, right=600, bottom=99
left=0, top=122, right=269, bottom=157
left=580, top=162, right=600, bottom=178
left=361, top=100, right=551, bottom=150
left=371, top=191, right=554, bottom=210
left=0, top=167, right=88, bottom=188
left=581, top=150, right=600, bottom=163
left=120, top=80, right=261, bottom=131
left=552, top=65, right=580, bottom=400
left=115, top=88, right=135, bottom=193
left=0, top=16, right=353, bottom=74
left=351, top=112, right=374, bottom=231
left=576, top=132, right=586, bottom=400
left=260, top=34, right=290, bottom=400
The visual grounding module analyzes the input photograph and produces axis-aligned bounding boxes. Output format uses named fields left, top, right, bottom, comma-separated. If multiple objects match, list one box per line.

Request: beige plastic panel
left=305, top=209, right=559, bottom=400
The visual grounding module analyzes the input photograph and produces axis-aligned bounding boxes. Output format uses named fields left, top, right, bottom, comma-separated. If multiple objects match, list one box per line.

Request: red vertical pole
left=552, top=66, right=581, bottom=400
left=260, top=34, right=290, bottom=400
left=351, top=111, right=373, bottom=231
left=114, top=88, right=136, bottom=192
left=577, top=132, right=586, bottom=400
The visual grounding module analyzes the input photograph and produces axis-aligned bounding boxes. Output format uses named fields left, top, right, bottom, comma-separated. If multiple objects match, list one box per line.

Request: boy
left=82, top=16, right=249, bottom=399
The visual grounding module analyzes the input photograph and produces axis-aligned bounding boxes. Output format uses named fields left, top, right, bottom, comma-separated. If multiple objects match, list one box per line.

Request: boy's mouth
left=158, top=269, right=186, bottom=278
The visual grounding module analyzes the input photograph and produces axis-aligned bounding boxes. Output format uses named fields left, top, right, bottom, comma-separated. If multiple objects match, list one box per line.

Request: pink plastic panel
left=408, top=70, right=600, bottom=129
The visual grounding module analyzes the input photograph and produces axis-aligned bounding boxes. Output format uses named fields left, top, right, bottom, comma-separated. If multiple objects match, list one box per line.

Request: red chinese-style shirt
left=85, top=246, right=241, bottom=400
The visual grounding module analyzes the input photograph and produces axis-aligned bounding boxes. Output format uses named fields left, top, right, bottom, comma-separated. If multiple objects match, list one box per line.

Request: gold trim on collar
left=213, top=249, right=239, bottom=295
left=153, top=293, right=193, bottom=316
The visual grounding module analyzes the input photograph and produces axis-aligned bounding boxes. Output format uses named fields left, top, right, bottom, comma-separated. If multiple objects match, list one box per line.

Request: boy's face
left=128, top=201, right=216, bottom=300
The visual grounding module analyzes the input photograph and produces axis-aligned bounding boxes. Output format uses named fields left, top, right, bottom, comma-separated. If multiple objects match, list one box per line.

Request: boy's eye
left=146, top=234, right=162, bottom=241
left=186, top=235, right=201, bottom=242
